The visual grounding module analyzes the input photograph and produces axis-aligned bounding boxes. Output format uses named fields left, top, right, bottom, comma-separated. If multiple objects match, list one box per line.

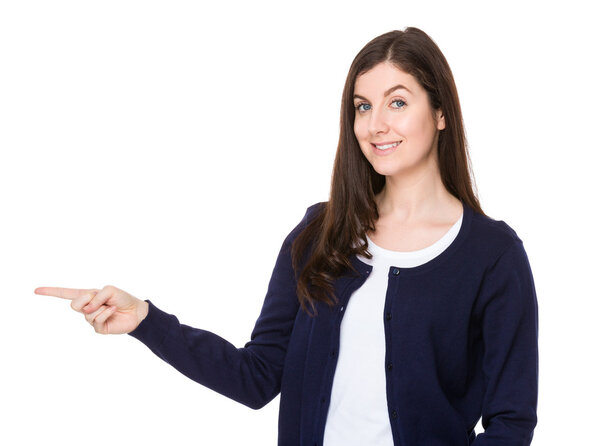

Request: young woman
left=35, top=27, right=539, bottom=445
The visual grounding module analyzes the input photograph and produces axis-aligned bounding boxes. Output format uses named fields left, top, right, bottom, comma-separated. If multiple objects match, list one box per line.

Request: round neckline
left=352, top=200, right=473, bottom=277
left=364, top=210, right=463, bottom=258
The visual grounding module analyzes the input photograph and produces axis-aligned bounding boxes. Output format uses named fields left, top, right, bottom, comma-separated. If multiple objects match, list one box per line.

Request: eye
left=355, top=103, right=371, bottom=113
left=391, top=99, right=406, bottom=109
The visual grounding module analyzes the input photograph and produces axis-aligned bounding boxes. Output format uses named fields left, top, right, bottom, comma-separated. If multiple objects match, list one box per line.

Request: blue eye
left=355, top=103, right=371, bottom=112
left=392, top=100, right=406, bottom=108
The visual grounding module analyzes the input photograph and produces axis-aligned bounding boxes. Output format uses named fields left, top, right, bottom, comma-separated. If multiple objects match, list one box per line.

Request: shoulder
left=282, top=201, right=327, bottom=245
left=465, top=205, right=528, bottom=266
left=470, top=207, right=522, bottom=246
left=466, top=209, right=537, bottom=303
left=305, top=201, right=327, bottom=220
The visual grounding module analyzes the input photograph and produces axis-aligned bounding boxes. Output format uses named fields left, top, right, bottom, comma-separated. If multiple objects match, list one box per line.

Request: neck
left=375, top=163, right=460, bottom=225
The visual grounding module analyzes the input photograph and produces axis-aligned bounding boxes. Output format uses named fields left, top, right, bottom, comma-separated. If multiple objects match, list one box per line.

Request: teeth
left=375, top=142, right=400, bottom=150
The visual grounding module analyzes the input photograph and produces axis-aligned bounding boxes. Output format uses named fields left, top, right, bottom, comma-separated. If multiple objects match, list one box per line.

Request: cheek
left=354, top=118, right=366, bottom=141
left=354, top=121, right=370, bottom=157
left=395, top=113, right=435, bottom=141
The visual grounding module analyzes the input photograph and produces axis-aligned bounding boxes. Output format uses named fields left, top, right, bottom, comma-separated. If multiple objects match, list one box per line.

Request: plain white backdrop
left=1, top=0, right=598, bottom=444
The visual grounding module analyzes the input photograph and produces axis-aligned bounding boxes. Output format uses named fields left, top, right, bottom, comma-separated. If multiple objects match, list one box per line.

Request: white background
left=1, top=0, right=598, bottom=444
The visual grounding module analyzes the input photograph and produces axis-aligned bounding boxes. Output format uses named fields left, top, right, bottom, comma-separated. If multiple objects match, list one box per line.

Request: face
left=353, top=62, right=445, bottom=180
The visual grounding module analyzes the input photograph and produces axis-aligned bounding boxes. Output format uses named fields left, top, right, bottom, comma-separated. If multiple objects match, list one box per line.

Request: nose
left=368, top=108, right=389, bottom=135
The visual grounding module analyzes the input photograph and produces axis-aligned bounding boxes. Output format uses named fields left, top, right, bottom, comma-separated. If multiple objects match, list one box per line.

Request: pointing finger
left=34, top=287, right=100, bottom=301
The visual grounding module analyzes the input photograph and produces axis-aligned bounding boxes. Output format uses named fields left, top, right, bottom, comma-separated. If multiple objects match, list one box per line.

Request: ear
left=436, top=109, right=445, bottom=131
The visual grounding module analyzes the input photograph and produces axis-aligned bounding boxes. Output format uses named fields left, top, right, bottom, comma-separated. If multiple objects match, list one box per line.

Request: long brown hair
left=291, top=27, right=484, bottom=315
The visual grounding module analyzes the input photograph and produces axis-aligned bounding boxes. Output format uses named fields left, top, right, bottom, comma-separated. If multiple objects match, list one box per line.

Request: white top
left=323, top=210, right=464, bottom=445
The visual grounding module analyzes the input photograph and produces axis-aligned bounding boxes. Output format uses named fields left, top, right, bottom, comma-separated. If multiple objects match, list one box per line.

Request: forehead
left=354, top=62, right=421, bottom=96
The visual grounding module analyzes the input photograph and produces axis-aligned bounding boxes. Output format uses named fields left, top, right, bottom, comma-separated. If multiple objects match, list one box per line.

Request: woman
left=35, top=27, right=538, bottom=445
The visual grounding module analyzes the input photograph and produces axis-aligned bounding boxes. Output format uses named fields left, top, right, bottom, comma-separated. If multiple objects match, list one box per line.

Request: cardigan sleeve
left=473, top=240, right=539, bottom=445
left=127, top=205, right=317, bottom=410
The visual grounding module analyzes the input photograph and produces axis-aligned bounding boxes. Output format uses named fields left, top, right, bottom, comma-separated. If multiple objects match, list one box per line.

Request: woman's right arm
left=125, top=226, right=303, bottom=409
left=36, top=204, right=318, bottom=410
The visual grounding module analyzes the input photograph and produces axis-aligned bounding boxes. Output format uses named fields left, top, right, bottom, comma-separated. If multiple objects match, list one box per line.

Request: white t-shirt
left=323, top=211, right=464, bottom=445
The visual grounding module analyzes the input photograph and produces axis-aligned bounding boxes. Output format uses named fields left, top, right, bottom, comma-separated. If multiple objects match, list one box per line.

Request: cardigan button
left=330, top=350, right=336, bottom=358
left=392, top=268, right=400, bottom=275
left=385, top=312, right=392, bottom=321
left=391, top=410, right=398, bottom=419
left=386, top=363, right=393, bottom=371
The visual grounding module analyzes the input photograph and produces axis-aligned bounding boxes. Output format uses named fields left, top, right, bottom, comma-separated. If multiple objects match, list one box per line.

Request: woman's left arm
left=473, top=240, right=539, bottom=445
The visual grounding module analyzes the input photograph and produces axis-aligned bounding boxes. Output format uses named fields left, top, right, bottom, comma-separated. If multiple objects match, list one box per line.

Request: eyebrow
left=353, top=84, right=412, bottom=101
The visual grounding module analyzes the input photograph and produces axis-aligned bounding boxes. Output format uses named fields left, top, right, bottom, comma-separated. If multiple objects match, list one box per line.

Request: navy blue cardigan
left=129, top=200, right=538, bottom=445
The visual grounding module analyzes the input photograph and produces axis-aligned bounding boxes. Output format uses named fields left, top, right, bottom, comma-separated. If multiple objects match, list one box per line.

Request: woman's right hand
left=34, top=285, right=149, bottom=335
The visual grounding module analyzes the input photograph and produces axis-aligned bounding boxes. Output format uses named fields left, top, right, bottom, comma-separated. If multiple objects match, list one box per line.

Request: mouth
left=371, top=140, right=401, bottom=155
left=372, top=141, right=401, bottom=150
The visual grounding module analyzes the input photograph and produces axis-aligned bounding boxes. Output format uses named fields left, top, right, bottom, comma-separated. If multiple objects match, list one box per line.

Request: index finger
left=34, top=287, right=98, bottom=300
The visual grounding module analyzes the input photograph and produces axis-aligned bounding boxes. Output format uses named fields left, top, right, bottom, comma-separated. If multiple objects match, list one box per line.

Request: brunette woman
left=36, top=27, right=538, bottom=445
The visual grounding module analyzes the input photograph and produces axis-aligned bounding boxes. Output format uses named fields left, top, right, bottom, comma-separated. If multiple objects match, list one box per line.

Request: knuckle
left=87, top=292, right=101, bottom=305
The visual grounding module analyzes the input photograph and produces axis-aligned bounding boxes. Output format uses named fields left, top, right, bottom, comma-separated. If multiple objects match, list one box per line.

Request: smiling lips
left=372, top=140, right=401, bottom=155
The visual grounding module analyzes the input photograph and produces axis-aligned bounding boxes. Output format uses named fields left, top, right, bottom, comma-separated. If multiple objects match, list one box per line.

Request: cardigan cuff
left=128, top=300, right=171, bottom=349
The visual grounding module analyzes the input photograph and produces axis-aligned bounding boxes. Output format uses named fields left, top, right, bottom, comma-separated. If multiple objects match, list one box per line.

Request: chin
left=369, top=160, right=405, bottom=177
